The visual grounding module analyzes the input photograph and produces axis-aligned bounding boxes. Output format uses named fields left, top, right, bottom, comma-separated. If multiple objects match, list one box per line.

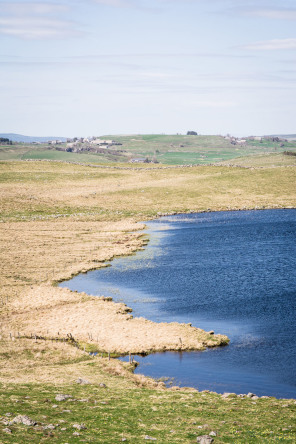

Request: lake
left=60, top=209, right=296, bottom=398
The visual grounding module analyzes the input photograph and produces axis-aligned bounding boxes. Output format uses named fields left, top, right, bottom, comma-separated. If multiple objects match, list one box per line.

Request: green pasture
left=1, top=135, right=296, bottom=166
left=0, top=379, right=295, bottom=443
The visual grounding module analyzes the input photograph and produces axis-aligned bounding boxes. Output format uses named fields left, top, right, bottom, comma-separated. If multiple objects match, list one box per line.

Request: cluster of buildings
left=65, top=138, right=122, bottom=150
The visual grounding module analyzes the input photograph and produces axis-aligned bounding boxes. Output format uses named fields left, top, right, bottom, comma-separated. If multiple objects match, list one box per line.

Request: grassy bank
left=1, top=160, right=296, bottom=442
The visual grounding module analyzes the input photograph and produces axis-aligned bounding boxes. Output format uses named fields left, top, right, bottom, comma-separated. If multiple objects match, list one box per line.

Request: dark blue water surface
left=60, top=209, right=296, bottom=398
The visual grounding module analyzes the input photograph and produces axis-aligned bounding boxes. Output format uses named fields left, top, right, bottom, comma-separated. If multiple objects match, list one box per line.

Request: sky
left=0, top=0, right=296, bottom=137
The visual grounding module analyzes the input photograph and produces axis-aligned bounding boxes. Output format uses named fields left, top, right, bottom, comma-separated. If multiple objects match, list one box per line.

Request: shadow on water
left=60, top=209, right=296, bottom=398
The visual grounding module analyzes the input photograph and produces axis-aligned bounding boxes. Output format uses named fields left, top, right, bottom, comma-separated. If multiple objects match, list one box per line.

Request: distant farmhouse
left=90, top=139, right=122, bottom=147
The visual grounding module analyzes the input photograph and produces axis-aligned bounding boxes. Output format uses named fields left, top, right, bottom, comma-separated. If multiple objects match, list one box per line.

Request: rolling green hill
left=1, top=134, right=296, bottom=166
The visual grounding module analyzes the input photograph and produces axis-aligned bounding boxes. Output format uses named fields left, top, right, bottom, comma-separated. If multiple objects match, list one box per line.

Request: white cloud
left=0, top=17, right=79, bottom=39
left=0, top=1, right=80, bottom=39
left=245, top=9, right=296, bottom=20
left=0, top=2, right=67, bottom=15
left=93, top=0, right=133, bottom=6
left=242, top=39, right=296, bottom=51
left=193, top=100, right=236, bottom=108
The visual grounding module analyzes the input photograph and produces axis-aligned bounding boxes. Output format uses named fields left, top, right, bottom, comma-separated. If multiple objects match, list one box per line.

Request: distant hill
left=0, top=133, right=67, bottom=143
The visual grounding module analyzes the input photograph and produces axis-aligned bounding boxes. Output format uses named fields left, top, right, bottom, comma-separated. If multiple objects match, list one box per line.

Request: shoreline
left=57, top=209, right=296, bottom=400
left=1, top=160, right=295, bottom=400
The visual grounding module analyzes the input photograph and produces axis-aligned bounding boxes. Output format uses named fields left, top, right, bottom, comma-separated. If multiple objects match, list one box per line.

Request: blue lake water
left=60, top=209, right=296, bottom=398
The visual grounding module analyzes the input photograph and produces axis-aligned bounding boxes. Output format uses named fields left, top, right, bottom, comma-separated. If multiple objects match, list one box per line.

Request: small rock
left=78, top=399, right=89, bottom=402
left=99, top=383, right=106, bottom=388
left=222, top=393, right=236, bottom=398
left=10, top=415, right=36, bottom=426
left=209, top=431, right=217, bottom=436
left=55, top=394, right=72, bottom=402
left=3, top=427, right=12, bottom=434
left=247, top=392, right=256, bottom=398
left=62, top=410, right=71, bottom=413
left=5, top=413, right=12, bottom=417
left=208, top=330, right=215, bottom=335
left=73, top=431, right=80, bottom=436
left=196, top=436, right=214, bottom=444
left=43, top=424, right=56, bottom=430
left=52, top=404, right=58, bottom=408
left=144, top=436, right=157, bottom=441
left=121, top=439, right=127, bottom=442
left=73, top=423, right=86, bottom=430
left=61, top=427, right=67, bottom=431
left=76, top=377, right=90, bottom=385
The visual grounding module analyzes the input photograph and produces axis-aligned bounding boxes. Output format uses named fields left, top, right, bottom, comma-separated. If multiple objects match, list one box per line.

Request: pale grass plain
left=0, top=159, right=295, bottom=385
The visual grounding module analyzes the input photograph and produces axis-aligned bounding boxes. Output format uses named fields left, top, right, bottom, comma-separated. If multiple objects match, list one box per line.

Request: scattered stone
left=76, top=377, right=90, bottom=385
left=208, top=331, right=215, bottom=335
left=3, top=427, right=12, bottom=434
left=5, top=413, right=12, bottom=417
left=73, top=431, right=80, bottom=436
left=61, top=427, right=67, bottom=431
left=247, top=392, right=256, bottom=398
left=2, top=419, right=10, bottom=426
left=121, top=439, right=127, bottom=442
left=222, top=393, right=236, bottom=398
left=10, top=415, right=37, bottom=426
left=196, top=435, right=214, bottom=444
left=62, top=410, right=71, bottom=413
left=55, top=394, right=72, bottom=402
left=144, top=436, right=157, bottom=441
left=73, top=423, right=86, bottom=430
left=43, top=424, right=56, bottom=430
left=99, top=383, right=107, bottom=388
left=209, top=431, right=217, bottom=436
left=52, top=404, right=58, bottom=408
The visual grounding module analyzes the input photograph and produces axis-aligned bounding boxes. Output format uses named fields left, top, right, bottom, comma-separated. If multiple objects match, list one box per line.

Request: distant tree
left=187, top=131, right=198, bottom=136
left=0, top=137, right=11, bottom=144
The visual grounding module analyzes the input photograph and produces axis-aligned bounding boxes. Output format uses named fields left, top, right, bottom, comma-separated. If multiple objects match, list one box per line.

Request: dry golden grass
left=0, top=160, right=295, bottom=384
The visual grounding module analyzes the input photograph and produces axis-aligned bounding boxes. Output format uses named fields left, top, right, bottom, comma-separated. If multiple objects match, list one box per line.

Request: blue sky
left=1, top=0, right=295, bottom=137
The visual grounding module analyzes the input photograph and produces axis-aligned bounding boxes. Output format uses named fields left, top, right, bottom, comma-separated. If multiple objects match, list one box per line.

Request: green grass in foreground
left=0, top=382, right=295, bottom=443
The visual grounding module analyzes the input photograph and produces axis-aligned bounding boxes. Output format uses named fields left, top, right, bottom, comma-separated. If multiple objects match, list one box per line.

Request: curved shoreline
left=5, top=217, right=229, bottom=356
